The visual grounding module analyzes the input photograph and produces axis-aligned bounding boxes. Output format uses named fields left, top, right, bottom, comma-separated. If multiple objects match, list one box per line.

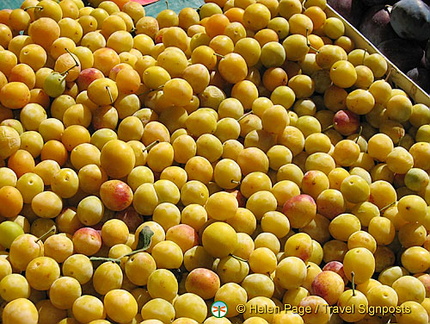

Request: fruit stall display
left=0, top=0, right=430, bottom=323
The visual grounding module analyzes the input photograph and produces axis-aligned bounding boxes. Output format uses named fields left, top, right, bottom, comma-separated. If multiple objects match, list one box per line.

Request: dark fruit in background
left=425, top=39, right=430, bottom=68
left=389, top=0, right=430, bottom=41
left=407, top=67, right=430, bottom=92
left=359, top=0, right=397, bottom=5
left=327, top=0, right=368, bottom=27
left=359, top=5, right=399, bottom=46
left=377, top=38, right=424, bottom=72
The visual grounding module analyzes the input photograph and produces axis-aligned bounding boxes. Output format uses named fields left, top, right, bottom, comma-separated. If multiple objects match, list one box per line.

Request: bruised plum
left=390, top=0, right=430, bottom=41
left=378, top=38, right=424, bottom=72
left=359, top=5, right=399, bottom=46
left=328, top=0, right=368, bottom=28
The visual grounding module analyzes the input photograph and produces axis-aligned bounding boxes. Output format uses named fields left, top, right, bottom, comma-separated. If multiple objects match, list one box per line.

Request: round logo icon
left=211, top=301, right=228, bottom=318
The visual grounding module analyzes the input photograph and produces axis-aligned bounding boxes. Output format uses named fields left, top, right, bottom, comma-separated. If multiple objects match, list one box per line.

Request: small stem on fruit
left=91, top=226, right=153, bottom=264
left=351, top=271, right=356, bottom=296
left=362, top=49, right=368, bottom=66
left=354, top=126, right=363, bottom=143
left=60, top=73, right=68, bottom=82
left=306, top=28, right=319, bottom=52
left=90, top=256, right=121, bottom=263
left=122, top=247, right=148, bottom=258
left=306, top=28, right=310, bottom=46
left=309, top=44, right=319, bottom=53
left=229, top=254, right=248, bottom=263
left=385, top=4, right=392, bottom=14
left=165, top=0, right=169, bottom=9
left=231, top=179, right=241, bottom=184
left=322, top=124, right=334, bottom=132
left=36, top=225, right=56, bottom=243
left=106, top=86, right=114, bottom=104
left=397, top=134, right=405, bottom=147
left=59, top=48, right=80, bottom=76
left=213, top=52, right=225, bottom=59
left=385, top=67, right=393, bottom=82
left=67, top=47, right=79, bottom=65
left=143, top=140, right=160, bottom=152
left=237, top=111, right=253, bottom=122
left=137, top=85, right=164, bottom=97
left=379, top=201, right=396, bottom=214
left=24, top=5, right=43, bottom=11
left=302, top=0, right=306, bottom=10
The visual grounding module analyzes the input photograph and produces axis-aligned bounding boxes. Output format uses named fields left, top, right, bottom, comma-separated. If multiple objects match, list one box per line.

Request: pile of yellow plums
left=0, top=0, right=430, bottom=323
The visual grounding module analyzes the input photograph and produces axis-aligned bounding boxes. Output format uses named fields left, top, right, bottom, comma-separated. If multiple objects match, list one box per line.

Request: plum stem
left=122, top=247, right=151, bottom=258
left=322, top=124, right=334, bottom=132
left=397, top=134, right=405, bottom=147
left=106, top=86, right=114, bottom=104
left=379, top=201, right=396, bottom=214
left=59, top=48, right=80, bottom=77
left=66, top=47, right=79, bottom=67
left=24, top=5, right=43, bottom=11
left=354, top=126, right=363, bottom=143
left=90, top=256, right=121, bottom=263
left=306, top=28, right=319, bottom=52
left=36, top=225, right=56, bottom=243
left=362, top=49, right=368, bottom=66
left=90, top=246, right=154, bottom=264
left=213, top=52, right=225, bottom=59
left=384, top=4, right=392, bottom=14
left=229, top=253, right=248, bottom=263
left=236, top=111, right=253, bottom=122
left=143, top=140, right=160, bottom=152
left=58, top=73, right=68, bottom=83
left=137, top=85, right=164, bottom=97
left=351, top=271, right=356, bottom=296
left=384, top=67, right=393, bottom=82
left=89, top=226, right=154, bottom=262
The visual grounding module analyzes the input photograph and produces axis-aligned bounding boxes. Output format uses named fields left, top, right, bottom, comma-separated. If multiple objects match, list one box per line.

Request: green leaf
left=136, top=226, right=154, bottom=250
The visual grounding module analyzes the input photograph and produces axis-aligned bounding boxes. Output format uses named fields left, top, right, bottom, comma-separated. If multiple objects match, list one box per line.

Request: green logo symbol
left=211, top=301, right=228, bottom=318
